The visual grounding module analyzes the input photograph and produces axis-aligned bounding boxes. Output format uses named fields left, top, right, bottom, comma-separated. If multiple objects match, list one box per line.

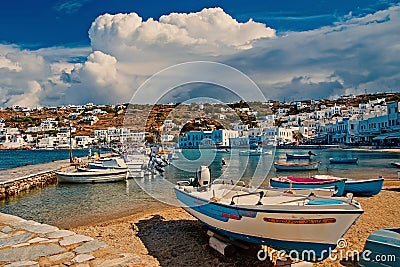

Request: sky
left=0, top=0, right=399, bottom=106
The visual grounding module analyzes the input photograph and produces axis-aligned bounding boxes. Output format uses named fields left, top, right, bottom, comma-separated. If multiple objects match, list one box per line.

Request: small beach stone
left=12, top=220, right=40, bottom=229
left=59, top=234, right=93, bottom=246
left=1, top=226, right=13, bottom=233
left=0, top=233, right=33, bottom=248
left=71, top=254, right=95, bottom=263
left=73, top=240, right=107, bottom=254
left=91, top=253, right=143, bottom=267
left=11, top=242, right=30, bottom=248
left=0, top=232, right=9, bottom=238
left=48, top=252, right=74, bottom=262
left=0, top=213, right=26, bottom=226
left=28, top=237, right=49, bottom=244
left=46, top=230, right=75, bottom=239
left=4, top=260, right=39, bottom=267
left=19, top=223, right=58, bottom=234
left=0, top=244, right=65, bottom=262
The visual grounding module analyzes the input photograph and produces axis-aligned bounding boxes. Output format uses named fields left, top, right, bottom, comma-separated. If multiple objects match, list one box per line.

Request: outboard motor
left=196, top=166, right=211, bottom=186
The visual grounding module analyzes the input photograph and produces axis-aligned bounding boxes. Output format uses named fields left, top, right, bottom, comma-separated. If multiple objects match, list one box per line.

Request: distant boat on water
left=329, top=157, right=358, bottom=164
left=239, top=147, right=271, bottom=156
left=286, top=151, right=316, bottom=160
left=274, top=161, right=319, bottom=171
left=390, top=162, right=400, bottom=168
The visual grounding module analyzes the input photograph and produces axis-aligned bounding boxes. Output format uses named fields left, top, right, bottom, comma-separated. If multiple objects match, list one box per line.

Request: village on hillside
left=1, top=92, right=400, bottom=150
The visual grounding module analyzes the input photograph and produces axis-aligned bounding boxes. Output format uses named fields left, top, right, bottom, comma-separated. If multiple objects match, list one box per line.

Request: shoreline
left=71, top=180, right=400, bottom=267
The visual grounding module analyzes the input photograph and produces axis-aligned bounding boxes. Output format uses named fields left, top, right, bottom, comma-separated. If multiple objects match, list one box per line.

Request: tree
left=293, top=132, right=304, bottom=142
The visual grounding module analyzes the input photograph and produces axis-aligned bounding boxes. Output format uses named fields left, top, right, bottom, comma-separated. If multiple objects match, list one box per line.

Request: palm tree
left=293, top=132, right=304, bottom=145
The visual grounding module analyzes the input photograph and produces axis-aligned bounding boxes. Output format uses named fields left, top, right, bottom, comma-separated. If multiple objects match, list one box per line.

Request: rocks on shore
left=0, top=212, right=146, bottom=266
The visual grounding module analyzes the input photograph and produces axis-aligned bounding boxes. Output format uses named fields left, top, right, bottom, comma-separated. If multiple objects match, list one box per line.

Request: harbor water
left=0, top=148, right=399, bottom=227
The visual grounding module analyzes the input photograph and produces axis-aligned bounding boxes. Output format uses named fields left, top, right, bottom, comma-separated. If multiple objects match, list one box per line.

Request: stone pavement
left=0, top=159, right=71, bottom=184
left=0, top=213, right=153, bottom=267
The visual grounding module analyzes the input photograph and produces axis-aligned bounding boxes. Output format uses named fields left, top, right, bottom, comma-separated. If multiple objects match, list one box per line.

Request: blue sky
left=0, top=1, right=399, bottom=106
left=0, top=0, right=395, bottom=48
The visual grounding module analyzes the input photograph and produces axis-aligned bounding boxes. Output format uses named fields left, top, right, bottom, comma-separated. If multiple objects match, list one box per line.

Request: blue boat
left=270, top=176, right=345, bottom=196
left=329, top=157, right=358, bottom=164
left=286, top=153, right=311, bottom=159
left=313, top=175, right=384, bottom=196
left=359, top=228, right=400, bottom=267
left=343, top=177, right=384, bottom=196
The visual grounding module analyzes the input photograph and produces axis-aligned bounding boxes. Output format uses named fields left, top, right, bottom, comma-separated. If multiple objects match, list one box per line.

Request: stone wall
left=0, top=172, right=57, bottom=200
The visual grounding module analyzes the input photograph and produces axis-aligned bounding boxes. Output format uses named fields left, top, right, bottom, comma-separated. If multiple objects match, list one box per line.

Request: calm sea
left=0, top=149, right=90, bottom=170
left=0, top=148, right=399, bottom=227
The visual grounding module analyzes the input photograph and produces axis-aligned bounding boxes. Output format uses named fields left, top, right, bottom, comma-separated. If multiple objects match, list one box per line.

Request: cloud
left=88, top=7, right=276, bottom=61
left=224, top=5, right=400, bottom=100
left=54, top=0, right=92, bottom=14
left=1, top=6, right=400, bottom=106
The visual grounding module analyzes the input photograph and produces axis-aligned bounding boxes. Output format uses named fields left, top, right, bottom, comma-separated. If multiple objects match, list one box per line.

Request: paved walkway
left=0, top=213, right=149, bottom=267
left=0, top=160, right=71, bottom=184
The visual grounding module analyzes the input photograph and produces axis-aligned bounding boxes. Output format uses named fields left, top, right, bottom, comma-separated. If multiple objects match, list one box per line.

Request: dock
left=0, top=159, right=81, bottom=200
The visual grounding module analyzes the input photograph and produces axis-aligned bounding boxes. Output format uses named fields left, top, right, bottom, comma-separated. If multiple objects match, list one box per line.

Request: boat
left=88, top=157, right=128, bottom=170
left=270, top=176, right=345, bottom=196
left=359, top=228, right=400, bottom=267
left=390, top=162, right=400, bottom=168
left=286, top=153, right=311, bottom=160
left=216, top=148, right=230, bottom=153
left=329, top=157, right=358, bottom=164
left=239, top=147, right=271, bottom=156
left=174, top=166, right=363, bottom=262
left=56, top=168, right=128, bottom=183
left=274, top=161, right=319, bottom=171
left=313, top=175, right=384, bottom=196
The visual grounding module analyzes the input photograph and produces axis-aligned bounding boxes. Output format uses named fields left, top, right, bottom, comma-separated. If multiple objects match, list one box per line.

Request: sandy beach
left=70, top=180, right=400, bottom=267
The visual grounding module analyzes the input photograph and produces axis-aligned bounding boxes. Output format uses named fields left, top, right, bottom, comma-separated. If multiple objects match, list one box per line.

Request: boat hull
left=329, top=158, right=358, bottom=164
left=175, top=187, right=362, bottom=261
left=344, top=178, right=384, bottom=196
left=270, top=178, right=345, bottom=196
left=274, top=162, right=319, bottom=171
left=286, top=153, right=311, bottom=159
left=56, top=169, right=127, bottom=183
left=359, top=228, right=400, bottom=267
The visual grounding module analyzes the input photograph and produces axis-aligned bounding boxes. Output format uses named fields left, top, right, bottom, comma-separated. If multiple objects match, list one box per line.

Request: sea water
left=0, top=148, right=399, bottom=227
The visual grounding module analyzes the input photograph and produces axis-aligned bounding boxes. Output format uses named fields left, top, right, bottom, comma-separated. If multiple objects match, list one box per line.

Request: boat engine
left=196, top=166, right=211, bottom=186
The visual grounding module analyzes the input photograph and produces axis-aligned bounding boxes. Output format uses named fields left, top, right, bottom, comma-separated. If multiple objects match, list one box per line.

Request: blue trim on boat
left=344, top=178, right=384, bottom=196
left=359, top=228, right=400, bottom=267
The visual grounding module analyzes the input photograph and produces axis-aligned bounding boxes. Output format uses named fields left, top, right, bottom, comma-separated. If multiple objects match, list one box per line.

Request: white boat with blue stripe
left=174, top=166, right=363, bottom=262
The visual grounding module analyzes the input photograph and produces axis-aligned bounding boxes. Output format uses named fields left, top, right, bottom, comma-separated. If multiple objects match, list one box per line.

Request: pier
left=0, top=159, right=77, bottom=200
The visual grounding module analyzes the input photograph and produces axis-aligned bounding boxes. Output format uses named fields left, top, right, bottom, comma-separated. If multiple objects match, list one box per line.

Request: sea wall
left=0, top=171, right=57, bottom=200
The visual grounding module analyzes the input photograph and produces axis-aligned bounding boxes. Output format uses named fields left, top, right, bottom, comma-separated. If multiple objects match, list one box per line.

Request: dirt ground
left=72, top=181, right=400, bottom=267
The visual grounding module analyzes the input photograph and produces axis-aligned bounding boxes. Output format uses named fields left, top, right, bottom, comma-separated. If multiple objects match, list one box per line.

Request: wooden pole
left=69, top=122, right=73, bottom=163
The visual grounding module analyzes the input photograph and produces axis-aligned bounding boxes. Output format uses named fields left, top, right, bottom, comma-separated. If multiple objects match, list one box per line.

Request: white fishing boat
left=88, top=157, right=127, bottom=170
left=56, top=169, right=128, bottom=183
left=175, top=166, right=363, bottom=262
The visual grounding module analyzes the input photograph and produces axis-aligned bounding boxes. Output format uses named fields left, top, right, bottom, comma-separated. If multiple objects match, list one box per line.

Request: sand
left=72, top=180, right=400, bottom=267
